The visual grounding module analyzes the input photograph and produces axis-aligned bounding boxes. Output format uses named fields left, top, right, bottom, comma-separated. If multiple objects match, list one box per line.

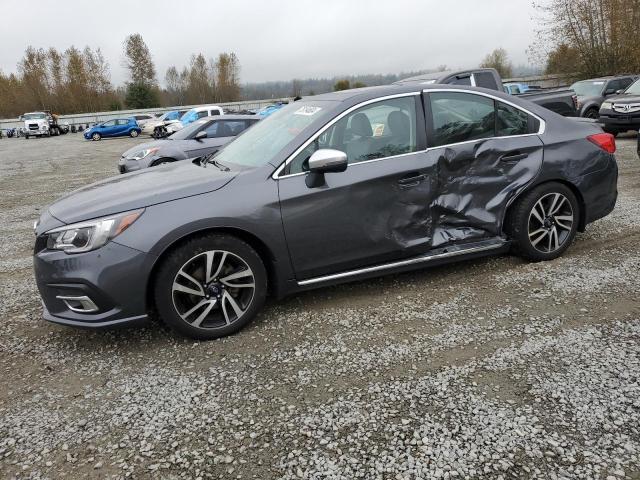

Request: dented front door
left=278, top=151, right=439, bottom=280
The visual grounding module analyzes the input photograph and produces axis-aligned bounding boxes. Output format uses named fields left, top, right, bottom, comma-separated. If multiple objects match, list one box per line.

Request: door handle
left=500, top=151, right=529, bottom=162
left=398, top=173, right=426, bottom=187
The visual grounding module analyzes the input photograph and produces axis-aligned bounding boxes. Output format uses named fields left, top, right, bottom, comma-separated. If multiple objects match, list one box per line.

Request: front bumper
left=599, top=113, right=640, bottom=131
left=33, top=240, right=153, bottom=328
left=118, top=157, right=145, bottom=173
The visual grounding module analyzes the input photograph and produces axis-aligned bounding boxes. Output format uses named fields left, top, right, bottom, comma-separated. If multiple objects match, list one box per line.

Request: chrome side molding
left=297, top=240, right=507, bottom=287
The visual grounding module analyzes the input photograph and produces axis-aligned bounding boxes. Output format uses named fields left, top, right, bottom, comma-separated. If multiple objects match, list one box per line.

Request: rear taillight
left=587, top=133, right=616, bottom=154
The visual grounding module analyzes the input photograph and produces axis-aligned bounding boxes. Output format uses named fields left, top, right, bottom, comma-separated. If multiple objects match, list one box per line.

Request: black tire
left=92, top=132, right=101, bottom=141
left=584, top=108, right=599, bottom=119
left=153, top=234, right=267, bottom=340
left=24, top=134, right=29, bottom=139
left=505, top=182, right=579, bottom=262
left=130, top=129, right=139, bottom=138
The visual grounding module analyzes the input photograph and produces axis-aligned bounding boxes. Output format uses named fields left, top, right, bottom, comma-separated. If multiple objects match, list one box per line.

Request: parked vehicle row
left=570, top=75, right=637, bottom=119
left=396, top=68, right=579, bottom=117
left=34, top=83, right=618, bottom=340
left=118, top=115, right=260, bottom=173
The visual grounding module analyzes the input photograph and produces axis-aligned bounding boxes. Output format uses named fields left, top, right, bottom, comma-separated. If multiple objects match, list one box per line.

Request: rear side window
left=429, top=93, right=537, bottom=146
left=429, top=92, right=495, bottom=146
left=197, top=111, right=209, bottom=119
left=496, top=102, right=529, bottom=136
left=209, top=109, right=221, bottom=116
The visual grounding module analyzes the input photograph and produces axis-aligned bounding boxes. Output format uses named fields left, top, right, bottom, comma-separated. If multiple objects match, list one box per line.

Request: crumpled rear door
left=428, top=135, right=544, bottom=246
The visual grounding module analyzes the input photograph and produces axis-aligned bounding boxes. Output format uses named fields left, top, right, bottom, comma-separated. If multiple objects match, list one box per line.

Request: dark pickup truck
left=396, top=68, right=578, bottom=117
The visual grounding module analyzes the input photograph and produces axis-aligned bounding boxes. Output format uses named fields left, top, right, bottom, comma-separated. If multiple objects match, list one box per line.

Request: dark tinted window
left=448, top=75, right=472, bottom=86
left=210, top=110, right=221, bottom=116
left=496, top=102, right=529, bottom=136
left=474, top=72, right=498, bottom=89
left=619, top=77, right=634, bottom=90
left=429, top=92, right=495, bottom=146
left=197, top=111, right=209, bottom=119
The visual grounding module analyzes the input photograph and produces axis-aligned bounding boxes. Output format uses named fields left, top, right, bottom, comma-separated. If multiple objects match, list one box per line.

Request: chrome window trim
left=272, top=88, right=546, bottom=180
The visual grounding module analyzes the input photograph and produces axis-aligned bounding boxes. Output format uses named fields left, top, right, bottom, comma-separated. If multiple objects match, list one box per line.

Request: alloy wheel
left=171, top=250, right=256, bottom=329
left=527, top=192, right=574, bottom=253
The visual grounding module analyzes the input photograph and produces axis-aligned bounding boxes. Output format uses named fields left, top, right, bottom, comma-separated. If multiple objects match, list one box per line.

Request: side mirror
left=194, top=131, right=207, bottom=141
left=616, top=89, right=625, bottom=95
left=305, top=149, right=347, bottom=188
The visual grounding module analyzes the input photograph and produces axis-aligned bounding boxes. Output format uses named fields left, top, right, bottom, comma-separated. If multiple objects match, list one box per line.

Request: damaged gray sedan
left=34, top=84, right=618, bottom=340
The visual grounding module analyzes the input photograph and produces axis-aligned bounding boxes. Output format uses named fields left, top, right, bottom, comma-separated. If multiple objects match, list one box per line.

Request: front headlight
left=46, top=209, right=144, bottom=254
left=127, top=148, right=159, bottom=161
left=601, top=101, right=612, bottom=111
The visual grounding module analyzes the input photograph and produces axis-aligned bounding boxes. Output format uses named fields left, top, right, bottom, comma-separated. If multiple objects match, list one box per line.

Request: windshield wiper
left=199, top=152, right=230, bottom=171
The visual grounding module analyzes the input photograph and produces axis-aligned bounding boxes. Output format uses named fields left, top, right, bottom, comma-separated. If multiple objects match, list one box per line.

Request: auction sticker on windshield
left=294, top=106, right=322, bottom=116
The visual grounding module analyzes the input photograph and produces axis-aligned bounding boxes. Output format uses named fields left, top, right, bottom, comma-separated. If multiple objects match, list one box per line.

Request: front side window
left=449, top=75, right=472, bottom=86
left=288, top=96, right=418, bottom=174
left=474, top=72, right=497, bottom=89
left=102, top=120, right=116, bottom=127
left=197, top=111, right=209, bottom=119
left=430, top=92, right=495, bottom=146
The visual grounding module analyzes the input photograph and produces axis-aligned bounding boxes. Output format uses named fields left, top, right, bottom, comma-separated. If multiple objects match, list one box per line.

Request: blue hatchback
left=84, top=118, right=141, bottom=141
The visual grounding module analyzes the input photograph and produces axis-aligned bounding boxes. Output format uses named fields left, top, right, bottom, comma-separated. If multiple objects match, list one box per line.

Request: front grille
left=28, top=123, right=39, bottom=130
left=613, top=103, right=640, bottom=114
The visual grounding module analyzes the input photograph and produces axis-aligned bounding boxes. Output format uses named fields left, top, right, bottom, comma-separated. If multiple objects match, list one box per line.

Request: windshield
left=213, top=100, right=339, bottom=168
left=571, top=80, right=605, bottom=97
left=625, top=79, right=640, bottom=95
left=180, top=109, right=198, bottom=124
left=169, top=119, right=208, bottom=140
left=23, top=113, right=46, bottom=120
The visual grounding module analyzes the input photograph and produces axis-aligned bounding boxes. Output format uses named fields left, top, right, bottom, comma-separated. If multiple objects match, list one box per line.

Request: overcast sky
left=1, top=0, right=539, bottom=86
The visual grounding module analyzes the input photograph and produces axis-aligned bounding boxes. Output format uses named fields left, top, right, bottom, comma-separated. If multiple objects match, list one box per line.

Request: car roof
left=212, top=114, right=261, bottom=120
left=577, top=75, right=637, bottom=82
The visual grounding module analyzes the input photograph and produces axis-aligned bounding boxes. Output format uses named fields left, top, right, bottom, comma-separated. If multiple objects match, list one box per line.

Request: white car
left=131, top=114, right=156, bottom=128
left=141, top=111, right=186, bottom=137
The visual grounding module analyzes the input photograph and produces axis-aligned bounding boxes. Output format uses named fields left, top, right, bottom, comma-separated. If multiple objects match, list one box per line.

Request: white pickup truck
left=21, top=111, right=68, bottom=138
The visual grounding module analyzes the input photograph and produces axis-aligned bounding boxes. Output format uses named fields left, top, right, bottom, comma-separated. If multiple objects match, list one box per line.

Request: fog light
left=56, top=295, right=99, bottom=313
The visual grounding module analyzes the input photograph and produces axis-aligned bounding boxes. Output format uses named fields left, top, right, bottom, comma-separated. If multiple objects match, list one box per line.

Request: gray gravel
left=0, top=132, right=639, bottom=479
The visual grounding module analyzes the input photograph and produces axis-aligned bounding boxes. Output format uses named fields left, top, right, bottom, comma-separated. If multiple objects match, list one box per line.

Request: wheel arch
left=505, top=178, right=587, bottom=234
left=145, top=226, right=280, bottom=314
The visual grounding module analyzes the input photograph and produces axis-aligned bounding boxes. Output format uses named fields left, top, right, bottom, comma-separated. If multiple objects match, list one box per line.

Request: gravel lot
left=0, top=132, right=639, bottom=480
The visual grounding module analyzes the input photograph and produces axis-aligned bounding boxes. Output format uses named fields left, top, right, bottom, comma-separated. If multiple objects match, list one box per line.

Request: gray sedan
left=34, top=84, right=618, bottom=340
left=118, top=115, right=260, bottom=173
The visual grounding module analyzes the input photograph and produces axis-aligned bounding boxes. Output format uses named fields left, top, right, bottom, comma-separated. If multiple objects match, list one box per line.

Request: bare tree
left=480, top=48, right=513, bottom=78
left=532, top=0, right=640, bottom=77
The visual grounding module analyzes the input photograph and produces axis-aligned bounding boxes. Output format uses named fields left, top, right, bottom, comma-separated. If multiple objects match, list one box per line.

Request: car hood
left=48, top=162, right=236, bottom=224
left=607, top=93, right=640, bottom=104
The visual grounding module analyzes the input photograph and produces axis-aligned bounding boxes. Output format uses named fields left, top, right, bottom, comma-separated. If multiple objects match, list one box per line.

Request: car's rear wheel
left=505, top=182, right=579, bottom=262
left=154, top=234, right=267, bottom=340
left=92, top=132, right=101, bottom=141
left=130, top=129, right=139, bottom=138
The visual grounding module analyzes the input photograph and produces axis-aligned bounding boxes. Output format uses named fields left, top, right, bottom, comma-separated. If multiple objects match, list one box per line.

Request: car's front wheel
left=506, top=182, right=579, bottom=262
left=92, top=132, right=101, bottom=141
left=154, top=234, right=267, bottom=340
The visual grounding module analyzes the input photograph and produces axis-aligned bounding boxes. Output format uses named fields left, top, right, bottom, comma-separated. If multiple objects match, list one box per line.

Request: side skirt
left=295, top=238, right=510, bottom=290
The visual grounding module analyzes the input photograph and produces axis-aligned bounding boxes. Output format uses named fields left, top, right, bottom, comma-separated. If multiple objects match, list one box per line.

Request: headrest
left=350, top=113, right=373, bottom=137
left=388, top=111, right=410, bottom=135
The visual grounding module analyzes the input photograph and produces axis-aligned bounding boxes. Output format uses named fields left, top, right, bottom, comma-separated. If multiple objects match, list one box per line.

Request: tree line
left=0, top=33, right=242, bottom=118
